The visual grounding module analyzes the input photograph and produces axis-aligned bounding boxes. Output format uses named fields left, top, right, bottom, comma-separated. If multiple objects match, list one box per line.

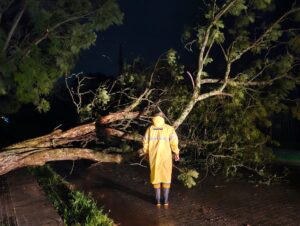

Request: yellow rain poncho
left=143, top=116, right=180, bottom=184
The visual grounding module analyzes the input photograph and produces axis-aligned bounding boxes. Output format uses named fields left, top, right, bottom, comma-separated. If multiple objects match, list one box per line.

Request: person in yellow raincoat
left=143, top=112, right=180, bottom=207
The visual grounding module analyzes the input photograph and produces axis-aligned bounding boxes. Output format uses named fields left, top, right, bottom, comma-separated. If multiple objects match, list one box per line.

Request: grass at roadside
left=30, top=165, right=113, bottom=226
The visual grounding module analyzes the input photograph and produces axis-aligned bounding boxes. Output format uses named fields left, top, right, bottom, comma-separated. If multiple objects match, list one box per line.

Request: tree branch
left=123, top=88, right=152, bottom=113
left=195, top=24, right=213, bottom=89
left=197, top=90, right=233, bottom=101
left=33, top=11, right=96, bottom=49
left=98, top=111, right=145, bottom=125
left=186, top=71, right=195, bottom=89
left=103, top=127, right=143, bottom=142
left=1, top=2, right=26, bottom=55
left=172, top=1, right=238, bottom=129
left=213, top=0, right=238, bottom=22
left=22, top=2, right=107, bottom=57
left=200, top=75, right=298, bottom=86
left=231, top=7, right=300, bottom=62
left=219, top=62, right=232, bottom=91
left=0, top=148, right=122, bottom=176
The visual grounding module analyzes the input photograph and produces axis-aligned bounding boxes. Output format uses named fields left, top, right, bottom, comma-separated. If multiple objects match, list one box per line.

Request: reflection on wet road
left=53, top=161, right=300, bottom=226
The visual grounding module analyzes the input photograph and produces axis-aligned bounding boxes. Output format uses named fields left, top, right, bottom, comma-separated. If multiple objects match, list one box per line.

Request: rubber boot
left=163, top=187, right=170, bottom=206
left=154, top=188, right=161, bottom=207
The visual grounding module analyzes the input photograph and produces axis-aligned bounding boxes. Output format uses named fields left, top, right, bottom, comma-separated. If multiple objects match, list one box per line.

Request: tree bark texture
left=0, top=111, right=144, bottom=176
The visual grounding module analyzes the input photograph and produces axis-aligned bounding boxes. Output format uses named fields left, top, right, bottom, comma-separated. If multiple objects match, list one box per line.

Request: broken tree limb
left=98, top=111, right=144, bottom=125
left=0, top=109, right=146, bottom=176
left=103, top=127, right=143, bottom=142
left=2, top=122, right=96, bottom=154
left=0, top=148, right=122, bottom=176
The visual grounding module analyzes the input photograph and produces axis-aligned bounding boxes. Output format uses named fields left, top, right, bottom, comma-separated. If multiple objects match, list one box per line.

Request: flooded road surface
left=53, top=161, right=300, bottom=226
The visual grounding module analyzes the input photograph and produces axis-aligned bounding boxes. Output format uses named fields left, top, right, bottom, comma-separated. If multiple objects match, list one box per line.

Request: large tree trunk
left=0, top=111, right=144, bottom=176
left=0, top=148, right=122, bottom=176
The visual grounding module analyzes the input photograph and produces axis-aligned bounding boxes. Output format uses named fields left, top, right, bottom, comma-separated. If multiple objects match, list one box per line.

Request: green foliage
left=253, top=0, right=273, bottom=10
left=211, top=27, right=225, bottom=44
left=273, top=55, right=294, bottom=74
left=294, top=11, right=300, bottom=22
left=163, top=0, right=299, bottom=182
left=167, top=49, right=177, bottom=66
left=182, top=27, right=192, bottom=42
left=79, top=103, right=94, bottom=121
left=77, top=85, right=112, bottom=121
left=289, top=36, right=300, bottom=53
left=235, top=13, right=255, bottom=28
left=66, top=191, right=112, bottom=226
left=37, top=98, right=51, bottom=112
left=228, top=0, right=247, bottom=16
left=120, top=143, right=134, bottom=153
left=166, top=49, right=185, bottom=81
left=229, top=32, right=250, bottom=60
left=95, top=87, right=111, bottom=107
left=203, top=57, right=213, bottom=66
left=197, top=27, right=206, bottom=45
left=291, top=104, right=300, bottom=120
left=177, top=169, right=199, bottom=188
left=31, top=165, right=113, bottom=226
left=0, top=0, right=123, bottom=113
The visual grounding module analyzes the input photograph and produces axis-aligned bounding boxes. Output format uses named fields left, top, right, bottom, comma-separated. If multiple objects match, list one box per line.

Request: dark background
left=74, top=0, right=199, bottom=75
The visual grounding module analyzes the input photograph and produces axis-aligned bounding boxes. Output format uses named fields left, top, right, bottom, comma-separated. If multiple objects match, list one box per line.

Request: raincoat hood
left=152, top=116, right=165, bottom=127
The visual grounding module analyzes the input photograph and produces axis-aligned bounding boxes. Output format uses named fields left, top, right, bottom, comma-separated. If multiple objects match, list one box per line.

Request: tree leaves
left=228, top=0, right=247, bottom=16
left=177, top=169, right=199, bottom=188
left=167, top=49, right=177, bottom=66
left=0, top=0, right=123, bottom=113
left=288, top=36, right=300, bottom=53
left=253, top=0, right=273, bottom=10
left=95, top=87, right=111, bottom=107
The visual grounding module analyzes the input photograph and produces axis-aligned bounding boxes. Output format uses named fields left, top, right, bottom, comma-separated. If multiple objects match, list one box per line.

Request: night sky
left=74, top=0, right=199, bottom=75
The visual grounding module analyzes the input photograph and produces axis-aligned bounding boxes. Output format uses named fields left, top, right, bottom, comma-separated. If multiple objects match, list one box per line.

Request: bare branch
left=203, top=30, right=217, bottom=66
left=186, top=71, right=195, bottom=89
left=195, top=25, right=213, bottom=89
left=184, top=39, right=197, bottom=52
left=197, top=90, right=233, bottom=101
left=123, top=88, right=153, bottom=112
left=219, top=62, right=232, bottom=91
left=218, top=43, right=228, bottom=61
left=213, top=0, right=238, bottom=22
left=201, top=74, right=298, bottom=86
left=65, top=73, right=82, bottom=113
left=2, top=2, right=26, bottom=54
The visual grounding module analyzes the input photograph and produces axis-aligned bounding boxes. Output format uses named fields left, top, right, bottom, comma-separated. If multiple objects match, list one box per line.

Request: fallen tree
left=0, top=110, right=143, bottom=175
left=1, top=1, right=299, bottom=183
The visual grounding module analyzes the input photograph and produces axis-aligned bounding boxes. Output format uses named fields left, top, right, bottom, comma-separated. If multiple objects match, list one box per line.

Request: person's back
left=143, top=113, right=180, bottom=207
